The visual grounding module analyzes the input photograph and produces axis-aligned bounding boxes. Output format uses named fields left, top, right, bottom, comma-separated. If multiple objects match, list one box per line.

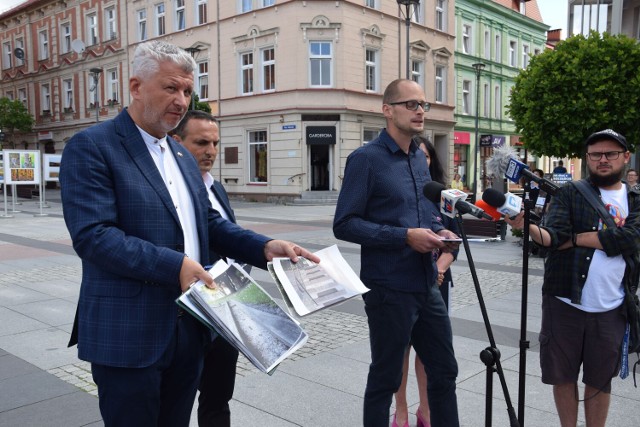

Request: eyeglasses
left=586, top=151, right=625, bottom=161
left=388, top=100, right=431, bottom=112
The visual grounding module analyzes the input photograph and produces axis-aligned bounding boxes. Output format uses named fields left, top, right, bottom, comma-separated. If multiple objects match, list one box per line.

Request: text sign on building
left=480, top=134, right=493, bottom=147
left=306, top=126, right=336, bottom=145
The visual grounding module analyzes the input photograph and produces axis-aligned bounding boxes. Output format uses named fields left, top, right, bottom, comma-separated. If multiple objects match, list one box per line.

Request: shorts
left=539, top=294, right=626, bottom=393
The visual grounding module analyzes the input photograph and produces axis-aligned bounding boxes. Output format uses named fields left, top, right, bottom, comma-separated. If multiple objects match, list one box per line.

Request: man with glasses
left=334, top=79, right=460, bottom=427
left=506, top=129, right=640, bottom=427
left=626, top=168, right=639, bottom=190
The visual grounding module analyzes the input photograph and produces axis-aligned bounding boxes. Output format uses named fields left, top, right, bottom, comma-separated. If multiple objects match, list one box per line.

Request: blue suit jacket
left=210, top=180, right=236, bottom=223
left=60, top=109, right=269, bottom=368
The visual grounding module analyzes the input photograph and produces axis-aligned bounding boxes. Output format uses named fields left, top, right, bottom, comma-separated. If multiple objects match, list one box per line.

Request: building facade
left=453, top=0, right=547, bottom=194
left=1, top=0, right=458, bottom=202
left=0, top=0, right=129, bottom=154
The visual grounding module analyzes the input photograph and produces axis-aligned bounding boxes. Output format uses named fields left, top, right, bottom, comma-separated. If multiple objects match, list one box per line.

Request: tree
left=190, top=93, right=211, bottom=113
left=508, top=31, right=640, bottom=159
left=0, top=97, right=35, bottom=149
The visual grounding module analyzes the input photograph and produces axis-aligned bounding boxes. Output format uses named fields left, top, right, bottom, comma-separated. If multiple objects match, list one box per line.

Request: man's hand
left=264, top=240, right=321, bottom=263
left=436, top=229, right=460, bottom=253
left=179, top=256, right=214, bottom=292
left=406, top=228, right=446, bottom=253
left=504, top=211, right=524, bottom=230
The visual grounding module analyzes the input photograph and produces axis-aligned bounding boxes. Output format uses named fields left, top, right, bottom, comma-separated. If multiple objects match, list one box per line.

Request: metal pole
left=405, top=16, right=411, bottom=79
left=473, top=73, right=481, bottom=199
left=471, top=63, right=485, bottom=201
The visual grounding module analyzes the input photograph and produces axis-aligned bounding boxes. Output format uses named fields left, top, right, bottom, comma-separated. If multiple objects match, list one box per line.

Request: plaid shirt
left=541, top=179, right=640, bottom=303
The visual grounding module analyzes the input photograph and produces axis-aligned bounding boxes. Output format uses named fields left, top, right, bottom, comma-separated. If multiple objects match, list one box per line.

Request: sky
left=1, top=0, right=570, bottom=35
left=536, top=0, right=570, bottom=37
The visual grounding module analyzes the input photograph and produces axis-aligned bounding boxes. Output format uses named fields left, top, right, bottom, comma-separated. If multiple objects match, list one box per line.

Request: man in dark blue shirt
left=333, top=79, right=460, bottom=427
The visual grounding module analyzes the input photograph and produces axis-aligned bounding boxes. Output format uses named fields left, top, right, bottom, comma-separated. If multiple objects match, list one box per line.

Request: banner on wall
left=43, top=154, right=62, bottom=182
left=3, top=150, right=41, bottom=185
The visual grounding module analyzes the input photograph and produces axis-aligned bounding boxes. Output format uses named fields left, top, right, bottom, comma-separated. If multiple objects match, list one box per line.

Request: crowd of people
left=59, top=40, right=639, bottom=427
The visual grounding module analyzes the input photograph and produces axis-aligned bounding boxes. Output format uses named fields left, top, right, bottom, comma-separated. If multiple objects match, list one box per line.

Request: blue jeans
left=363, top=285, right=459, bottom=427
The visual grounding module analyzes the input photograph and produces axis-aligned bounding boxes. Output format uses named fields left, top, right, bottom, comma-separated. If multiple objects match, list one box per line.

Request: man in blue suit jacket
left=60, top=41, right=317, bottom=427
left=172, top=110, right=241, bottom=427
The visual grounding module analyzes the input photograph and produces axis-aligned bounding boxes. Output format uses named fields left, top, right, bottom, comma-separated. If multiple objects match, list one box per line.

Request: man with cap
left=506, top=129, right=640, bottom=427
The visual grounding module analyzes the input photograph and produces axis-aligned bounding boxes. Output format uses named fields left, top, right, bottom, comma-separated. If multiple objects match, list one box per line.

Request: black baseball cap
left=585, top=129, right=628, bottom=151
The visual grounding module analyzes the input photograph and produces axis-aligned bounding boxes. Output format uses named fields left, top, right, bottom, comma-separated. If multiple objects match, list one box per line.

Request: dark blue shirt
left=333, top=129, right=443, bottom=292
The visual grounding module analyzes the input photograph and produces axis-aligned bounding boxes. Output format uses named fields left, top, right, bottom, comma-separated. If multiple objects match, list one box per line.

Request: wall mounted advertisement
left=43, top=154, right=62, bottom=182
left=3, top=150, right=41, bottom=185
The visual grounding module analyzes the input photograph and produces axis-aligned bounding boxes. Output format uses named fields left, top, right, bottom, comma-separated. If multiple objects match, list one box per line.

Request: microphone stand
left=455, top=214, right=520, bottom=427
left=517, top=181, right=535, bottom=426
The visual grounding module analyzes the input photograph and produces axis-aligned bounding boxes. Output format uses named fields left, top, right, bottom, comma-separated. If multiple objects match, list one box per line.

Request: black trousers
left=92, top=314, right=206, bottom=427
left=197, top=336, right=239, bottom=427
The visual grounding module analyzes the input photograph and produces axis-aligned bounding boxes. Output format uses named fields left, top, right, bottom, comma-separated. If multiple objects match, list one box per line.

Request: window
left=138, top=9, right=147, bottom=41
left=88, top=70, right=101, bottom=107
left=2, top=42, right=11, bottom=69
left=197, top=0, right=207, bottom=25
left=156, top=3, right=166, bottom=36
left=241, top=52, right=253, bottom=95
left=435, top=0, right=446, bottom=31
left=61, top=23, right=71, bottom=53
left=18, top=88, right=27, bottom=106
left=509, top=40, right=517, bottom=67
left=39, top=30, right=49, bottom=60
left=483, top=83, right=489, bottom=117
left=365, top=48, right=379, bottom=92
left=534, top=48, right=541, bottom=56
left=5, top=91, right=14, bottom=100
left=198, top=61, right=208, bottom=99
left=105, top=7, right=117, bottom=40
left=262, top=0, right=275, bottom=6
left=363, top=128, right=379, bottom=145
left=411, top=60, right=424, bottom=87
left=87, top=13, right=98, bottom=45
left=107, top=68, right=119, bottom=103
left=249, top=130, right=268, bottom=183
left=175, top=0, right=185, bottom=31
left=309, top=41, right=332, bottom=87
left=462, top=80, right=471, bottom=115
left=435, top=65, right=445, bottom=103
left=41, top=83, right=51, bottom=112
left=494, top=85, right=501, bottom=118
left=410, top=3, right=423, bottom=24
left=15, top=39, right=24, bottom=66
left=241, top=0, right=252, bottom=13
left=63, top=79, right=73, bottom=110
left=484, top=30, right=490, bottom=60
left=462, top=25, right=472, bottom=54
left=365, top=0, right=378, bottom=9
left=261, top=47, right=275, bottom=92
left=522, top=44, right=530, bottom=68
left=495, top=34, right=501, bottom=62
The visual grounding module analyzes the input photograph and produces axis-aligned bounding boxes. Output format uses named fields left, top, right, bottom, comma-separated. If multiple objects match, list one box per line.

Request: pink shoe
left=416, top=410, right=431, bottom=427
left=392, top=413, right=409, bottom=427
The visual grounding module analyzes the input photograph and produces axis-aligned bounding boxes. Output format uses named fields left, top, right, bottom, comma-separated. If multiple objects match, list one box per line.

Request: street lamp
left=89, top=67, right=103, bottom=122
left=184, top=45, right=203, bottom=110
left=471, top=62, right=485, bottom=201
left=397, top=0, right=421, bottom=79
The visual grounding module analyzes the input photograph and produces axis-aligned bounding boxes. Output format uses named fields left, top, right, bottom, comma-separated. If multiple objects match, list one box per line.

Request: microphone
left=482, top=188, right=522, bottom=218
left=423, top=182, right=493, bottom=220
left=485, top=146, right=559, bottom=196
left=475, top=199, right=501, bottom=221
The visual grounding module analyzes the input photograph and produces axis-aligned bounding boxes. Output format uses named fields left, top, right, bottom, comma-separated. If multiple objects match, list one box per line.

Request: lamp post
left=471, top=62, right=485, bottom=201
left=184, top=45, right=203, bottom=110
left=397, top=0, right=421, bottom=79
left=89, top=67, right=103, bottom=122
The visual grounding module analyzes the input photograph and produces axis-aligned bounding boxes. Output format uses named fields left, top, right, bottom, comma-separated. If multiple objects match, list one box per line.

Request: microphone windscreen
left=475, top=199, right=502, bottom=221
left=485, top=145, right=518, bottom=178
left=423, top=181, right=445, bottom=204
left=482, top=188, right=507, bottom=208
